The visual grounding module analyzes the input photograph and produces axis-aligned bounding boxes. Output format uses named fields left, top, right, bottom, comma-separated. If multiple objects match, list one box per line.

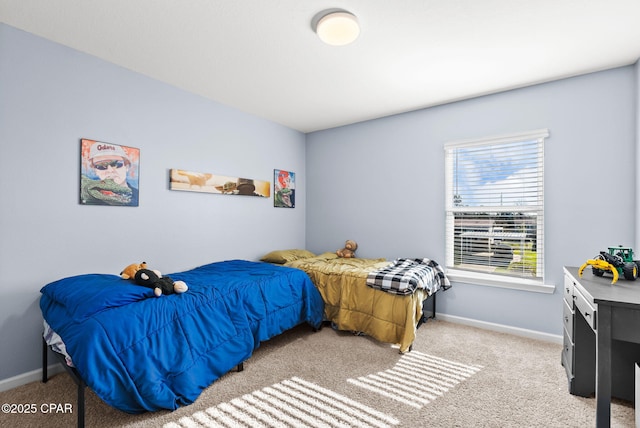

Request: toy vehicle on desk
left=578, top=246, right=640, bottom=284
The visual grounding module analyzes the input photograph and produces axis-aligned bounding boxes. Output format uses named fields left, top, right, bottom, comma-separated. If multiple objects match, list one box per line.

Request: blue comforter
left=40, top=260, right=324, bottom=413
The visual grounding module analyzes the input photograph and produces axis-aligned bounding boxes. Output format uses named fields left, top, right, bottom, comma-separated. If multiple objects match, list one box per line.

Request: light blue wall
left=306, top=65, right=637, bottom=336
left=0, top=24, right=307, bottom=380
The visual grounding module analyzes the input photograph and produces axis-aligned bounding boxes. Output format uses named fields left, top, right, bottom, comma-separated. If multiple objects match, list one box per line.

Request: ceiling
left=2, top=1, right=640, bottom=133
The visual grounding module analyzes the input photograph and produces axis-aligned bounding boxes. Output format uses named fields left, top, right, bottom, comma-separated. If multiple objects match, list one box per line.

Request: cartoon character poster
left=80, top=139, right=140, bottom=206
left=274, top=169, right=295, bottom=208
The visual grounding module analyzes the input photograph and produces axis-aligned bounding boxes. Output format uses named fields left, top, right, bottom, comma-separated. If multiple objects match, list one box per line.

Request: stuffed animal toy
left=336, top=240, right=358, bottom=258
left=120, top=262, right=147, bottom=281
left=120, top=262, right=188, bottom=297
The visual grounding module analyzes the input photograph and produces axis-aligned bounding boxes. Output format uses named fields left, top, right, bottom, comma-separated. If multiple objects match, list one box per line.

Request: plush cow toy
left=120, top=262, right=188, bottom=297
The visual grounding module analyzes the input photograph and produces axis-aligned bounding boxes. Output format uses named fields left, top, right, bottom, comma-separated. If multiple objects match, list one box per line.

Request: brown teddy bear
left=336, top=240, right=358, bottom=258
left=120, top=262, right=188, bottom=297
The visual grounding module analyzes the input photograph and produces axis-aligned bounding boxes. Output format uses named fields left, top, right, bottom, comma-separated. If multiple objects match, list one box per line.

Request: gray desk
left=563, top=267, right=640, bottom=427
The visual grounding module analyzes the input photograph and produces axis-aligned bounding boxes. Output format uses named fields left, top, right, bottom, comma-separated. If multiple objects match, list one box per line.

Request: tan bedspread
left=286, top=252, right=427, bottom=353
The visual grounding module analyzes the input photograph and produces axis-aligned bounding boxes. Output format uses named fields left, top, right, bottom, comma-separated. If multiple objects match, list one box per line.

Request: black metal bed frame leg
left=42, top=337, right=48, bottom=383
left=77, top=380, right=85, bottom=428
left=42, top=333, right=86, bottom=428
left=432, top=291, right=437, bottom=319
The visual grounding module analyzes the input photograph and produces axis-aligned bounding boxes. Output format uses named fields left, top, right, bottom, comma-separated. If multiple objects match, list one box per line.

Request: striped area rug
left=347, top=350, right=483, bottom=409
left=165, top=376, right=399, bottom=428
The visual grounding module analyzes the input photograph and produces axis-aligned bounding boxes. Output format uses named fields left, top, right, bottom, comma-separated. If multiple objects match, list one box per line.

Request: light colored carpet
left=0, top=320, right=635, bottom=427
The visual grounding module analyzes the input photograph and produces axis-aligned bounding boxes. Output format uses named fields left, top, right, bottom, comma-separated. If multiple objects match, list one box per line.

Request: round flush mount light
left=314, top=11, right=360, bottom=46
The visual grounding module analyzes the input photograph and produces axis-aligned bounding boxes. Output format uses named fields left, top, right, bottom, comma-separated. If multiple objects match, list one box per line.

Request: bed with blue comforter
left=40, top=260, right=324, bottom=414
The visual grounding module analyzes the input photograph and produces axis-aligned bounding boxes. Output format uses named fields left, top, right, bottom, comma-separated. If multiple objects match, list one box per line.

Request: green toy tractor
left=581, top=246, right=640, bottom=283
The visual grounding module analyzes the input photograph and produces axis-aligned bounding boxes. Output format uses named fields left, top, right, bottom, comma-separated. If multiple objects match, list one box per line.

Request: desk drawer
left=563, top=298, right=574, bottom=335
left=574, top=287, right=596, bottom=331
left=563, top=274, right=575, bottom=303
left=562, top=328, right=573, bottom=374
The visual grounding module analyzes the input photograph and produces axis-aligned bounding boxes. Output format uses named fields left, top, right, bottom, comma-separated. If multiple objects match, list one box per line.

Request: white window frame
left=444, top=129, right=554, bottom=294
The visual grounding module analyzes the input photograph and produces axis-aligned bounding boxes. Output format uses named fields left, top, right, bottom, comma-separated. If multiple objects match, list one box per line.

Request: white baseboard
left=436, top=313, right=563, bottom=345
left=0, top=363, right=63, bottom=393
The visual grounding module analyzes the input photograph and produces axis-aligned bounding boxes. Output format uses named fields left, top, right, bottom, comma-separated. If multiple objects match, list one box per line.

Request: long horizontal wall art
left=170, top=169, right=270, bottom=198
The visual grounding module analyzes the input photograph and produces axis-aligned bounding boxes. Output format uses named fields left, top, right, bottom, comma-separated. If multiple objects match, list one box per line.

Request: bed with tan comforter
left=285, top=252, right=447, bottom=353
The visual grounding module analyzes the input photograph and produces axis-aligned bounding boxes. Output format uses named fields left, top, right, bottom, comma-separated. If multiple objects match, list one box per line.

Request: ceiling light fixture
left=314, top=11, right=360, bottom=46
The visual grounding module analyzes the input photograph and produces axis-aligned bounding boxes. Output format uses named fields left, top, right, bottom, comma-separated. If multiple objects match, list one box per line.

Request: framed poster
left=80, top=139, right=140, bottom=206
left=170, top=169, right=270, bottom=197
left=274, top=169, right=295, bottom=208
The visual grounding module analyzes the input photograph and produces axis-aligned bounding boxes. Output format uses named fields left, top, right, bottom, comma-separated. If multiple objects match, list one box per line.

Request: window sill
left=446, top=269, right=556, bottom=294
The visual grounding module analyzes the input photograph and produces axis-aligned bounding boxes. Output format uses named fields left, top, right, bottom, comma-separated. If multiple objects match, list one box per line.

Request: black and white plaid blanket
left=366, top=258, right=451, bottom=295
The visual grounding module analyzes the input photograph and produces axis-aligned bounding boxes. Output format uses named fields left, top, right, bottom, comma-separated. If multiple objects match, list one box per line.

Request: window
left=444, top=129, right=551, bottom=293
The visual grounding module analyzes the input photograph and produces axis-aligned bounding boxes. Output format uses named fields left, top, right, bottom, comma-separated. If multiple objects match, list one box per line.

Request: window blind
left=445, top=129, right=548, bottom=281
